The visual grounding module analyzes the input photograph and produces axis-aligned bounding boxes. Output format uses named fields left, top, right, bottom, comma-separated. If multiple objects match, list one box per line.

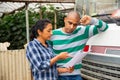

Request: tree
left=0, top=5, right=65, bottom=50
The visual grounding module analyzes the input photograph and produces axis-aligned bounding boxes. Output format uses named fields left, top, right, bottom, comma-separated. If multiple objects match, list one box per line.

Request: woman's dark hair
left=30, top=19, right=51, bottom=40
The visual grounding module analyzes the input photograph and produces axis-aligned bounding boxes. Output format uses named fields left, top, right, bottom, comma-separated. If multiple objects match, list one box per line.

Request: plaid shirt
left=26, top=39, right=58, bottom=80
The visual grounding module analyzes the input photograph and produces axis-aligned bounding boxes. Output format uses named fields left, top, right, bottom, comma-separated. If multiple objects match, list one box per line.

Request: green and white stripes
left=50, top=19, right=109, bottom=75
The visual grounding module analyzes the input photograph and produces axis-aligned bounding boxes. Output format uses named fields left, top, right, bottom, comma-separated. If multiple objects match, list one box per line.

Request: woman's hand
left=67, top=66, right=74, bottom=73
left=57, top=52, right=69, bottom=60
left=50, top=52, right=69, bottom=66
left=57, top=67, right=74, bottom=74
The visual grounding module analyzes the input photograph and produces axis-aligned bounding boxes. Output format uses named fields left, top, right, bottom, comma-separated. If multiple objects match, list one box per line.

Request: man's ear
left=64, top=17, right=67, bottom=23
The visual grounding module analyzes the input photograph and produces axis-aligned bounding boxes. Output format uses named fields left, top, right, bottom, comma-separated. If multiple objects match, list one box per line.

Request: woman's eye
left=47, top=30, right=51, bottom=32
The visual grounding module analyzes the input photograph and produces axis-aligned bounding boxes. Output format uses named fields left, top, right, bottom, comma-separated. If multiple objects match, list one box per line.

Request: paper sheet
left=63, top=51, right=88, bottom=68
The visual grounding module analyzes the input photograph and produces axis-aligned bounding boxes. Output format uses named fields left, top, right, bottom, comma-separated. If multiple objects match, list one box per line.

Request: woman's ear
left=37, top=29, right=42, bottom=36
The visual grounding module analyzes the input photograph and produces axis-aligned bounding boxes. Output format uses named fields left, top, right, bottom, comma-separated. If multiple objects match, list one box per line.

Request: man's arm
left=80, top=15, right=109, bottom=37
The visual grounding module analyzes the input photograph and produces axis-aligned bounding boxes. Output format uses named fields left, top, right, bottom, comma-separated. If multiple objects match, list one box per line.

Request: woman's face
left=39, top=23, right=52, bottom=41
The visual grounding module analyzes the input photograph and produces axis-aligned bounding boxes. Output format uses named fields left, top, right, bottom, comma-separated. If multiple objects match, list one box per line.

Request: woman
left=26, top=19, right=73, bottom=80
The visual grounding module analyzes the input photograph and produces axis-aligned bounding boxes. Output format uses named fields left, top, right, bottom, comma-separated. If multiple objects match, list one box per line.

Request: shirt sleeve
left=86, top=18, right=109, bottom=38
left=26, top=42, right=51, bottom=72
left=91, top=18, right=109, bottom=31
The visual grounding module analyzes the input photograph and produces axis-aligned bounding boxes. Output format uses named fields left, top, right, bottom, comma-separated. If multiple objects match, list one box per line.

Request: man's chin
left=67, top=31, right=73, bottom=33
left=64, top=30, right=73, bottom=33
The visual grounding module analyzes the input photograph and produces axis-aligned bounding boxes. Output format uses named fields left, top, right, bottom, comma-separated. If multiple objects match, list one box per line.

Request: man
left=50, top=11, right=109, bottom=80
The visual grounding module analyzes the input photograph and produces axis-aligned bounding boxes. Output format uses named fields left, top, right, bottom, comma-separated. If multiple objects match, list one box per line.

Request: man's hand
left=80, top=15, right=91, bottom=26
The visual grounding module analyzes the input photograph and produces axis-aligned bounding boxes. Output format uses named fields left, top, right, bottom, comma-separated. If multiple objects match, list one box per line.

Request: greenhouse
left=0, top=0, right=120, bottom=80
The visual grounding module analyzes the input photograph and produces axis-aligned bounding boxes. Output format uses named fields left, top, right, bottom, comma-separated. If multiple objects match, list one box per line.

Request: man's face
left=64, top=16, right=80, bottom=33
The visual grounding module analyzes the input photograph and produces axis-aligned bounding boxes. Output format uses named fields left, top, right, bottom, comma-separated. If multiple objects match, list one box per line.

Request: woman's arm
left=26, top=43, right=51, bottom=71
left=50, top=52, right=69, bottom=66
left=26, top=42, right=69, bottom=71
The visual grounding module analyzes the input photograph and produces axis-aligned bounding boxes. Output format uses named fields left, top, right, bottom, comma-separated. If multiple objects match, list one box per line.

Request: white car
left=81, top=23, right=120, bottom=80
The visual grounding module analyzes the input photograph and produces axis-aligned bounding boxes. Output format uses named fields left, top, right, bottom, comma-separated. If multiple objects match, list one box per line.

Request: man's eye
left=68, top=21, right=72, bottom=24
left=69, top=22, right=72, bottom=24
left=73, top=23, right=78, bottom=26
left=68, top=21, right=78, bottom=26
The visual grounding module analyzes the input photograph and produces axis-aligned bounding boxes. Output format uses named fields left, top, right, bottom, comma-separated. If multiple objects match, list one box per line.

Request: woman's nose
left=50, top=31, right=53, bottom=35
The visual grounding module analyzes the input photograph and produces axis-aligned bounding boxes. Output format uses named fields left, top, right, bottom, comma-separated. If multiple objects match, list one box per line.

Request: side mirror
left=116, top=22, right=120, bottom=26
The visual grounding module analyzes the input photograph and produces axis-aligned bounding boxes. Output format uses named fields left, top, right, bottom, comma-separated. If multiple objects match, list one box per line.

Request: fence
left=0, top=49, right=33, bottom=80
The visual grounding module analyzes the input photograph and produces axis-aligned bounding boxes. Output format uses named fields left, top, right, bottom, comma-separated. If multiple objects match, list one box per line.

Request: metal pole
left=74, top=0, right=77, bottom=11
left=25, top=3, right=29, bottom=43
left=54, top=11, right=57, bottom=29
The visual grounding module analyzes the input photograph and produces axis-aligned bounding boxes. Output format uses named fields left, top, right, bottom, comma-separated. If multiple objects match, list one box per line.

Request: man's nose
left=70, top=24, right=74, bottom=29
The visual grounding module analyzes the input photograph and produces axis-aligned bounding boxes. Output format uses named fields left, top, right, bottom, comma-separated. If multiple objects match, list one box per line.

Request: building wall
left=0, top=49, right=33, bottom=80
